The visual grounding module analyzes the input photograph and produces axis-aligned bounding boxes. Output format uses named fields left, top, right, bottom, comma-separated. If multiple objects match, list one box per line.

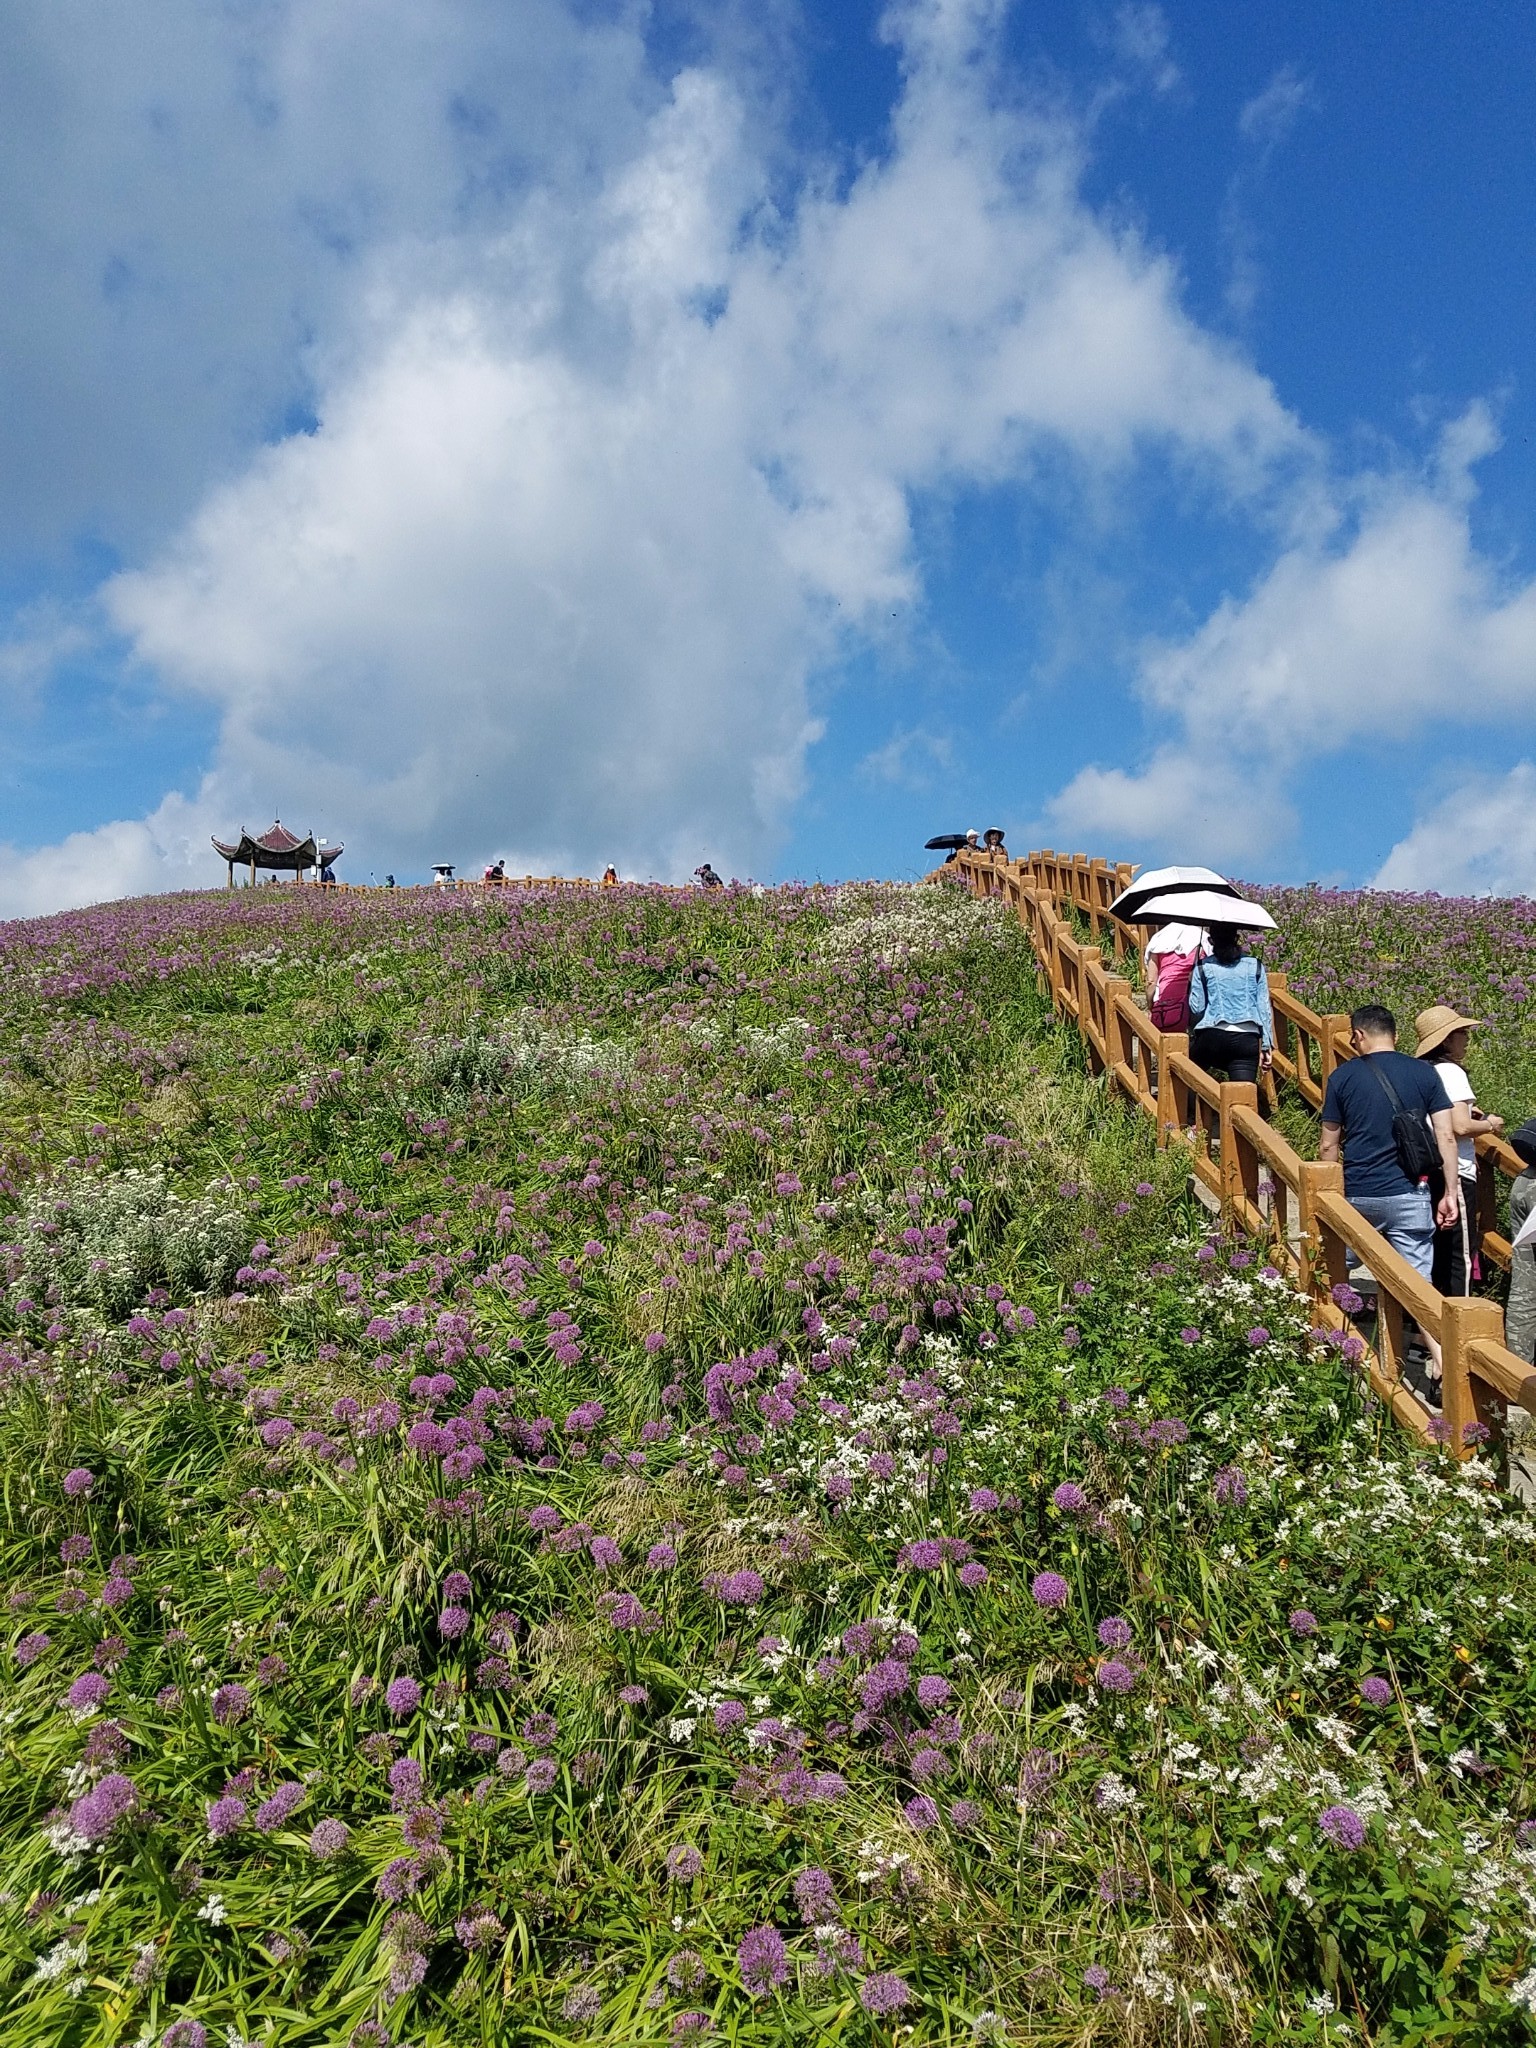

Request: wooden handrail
left=940, top=843, right=1534, bottom=1465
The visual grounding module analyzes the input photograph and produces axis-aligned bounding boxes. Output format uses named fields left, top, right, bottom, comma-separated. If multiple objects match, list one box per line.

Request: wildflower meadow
left=1, top=880, right=1534, bottom=2046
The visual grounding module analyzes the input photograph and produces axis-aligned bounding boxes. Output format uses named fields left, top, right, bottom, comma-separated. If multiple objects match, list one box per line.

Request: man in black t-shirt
left=1319, top=1004, right=1458, bottom=1283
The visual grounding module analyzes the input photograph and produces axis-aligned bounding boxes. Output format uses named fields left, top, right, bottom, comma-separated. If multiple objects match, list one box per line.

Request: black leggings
left=1189, top=1026, right=1263, bottom=1085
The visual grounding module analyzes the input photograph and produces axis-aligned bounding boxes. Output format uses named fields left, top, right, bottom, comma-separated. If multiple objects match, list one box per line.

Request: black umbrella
left=924, top=833, right=970, bottom=851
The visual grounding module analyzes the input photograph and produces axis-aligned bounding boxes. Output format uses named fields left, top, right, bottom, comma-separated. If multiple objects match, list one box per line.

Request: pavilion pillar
left=250, top=857, right=256, bottom=887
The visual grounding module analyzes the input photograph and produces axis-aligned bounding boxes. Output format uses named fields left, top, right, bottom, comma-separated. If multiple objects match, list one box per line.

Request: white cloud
left=1040, top=407, right=1536, bottom=867
left=1045, top=746, right=1292, bottom=866
left=1375, top=763, right=1536, bottom=896
left=0, top=790, right=213, bottom=919
left=3, top=0, right=1312, bottom=912
left=858, top=727, right=956, bottom=788
left=1237, top=66, right=1314, bottom=156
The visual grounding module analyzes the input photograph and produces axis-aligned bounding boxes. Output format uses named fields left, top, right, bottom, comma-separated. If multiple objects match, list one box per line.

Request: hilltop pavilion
left=212, top=822, right=343, bottom=887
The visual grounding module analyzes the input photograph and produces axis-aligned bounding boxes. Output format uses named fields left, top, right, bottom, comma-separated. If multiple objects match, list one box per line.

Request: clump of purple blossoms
left=438, top=1605, right=470, bottom=1639
left=254, top=1782, right=305, bottom=1832
left=65, top=1671, right=111, bottom=1714
left=859, top=1973, right=913, bottom=2014
left=1318, top=1805, right=1367, bottom=1851
left=309, top=1818, right=350, bottom=1859
left=384, top=1676, right=422, bottom=1717
left=1096, top=1616, right=1133, bottom=1649
left=1213, top=1463, right=1248, bottom=1507
left=160, top=2024, right=208, bottom=2048
left=665, top=1844, right=704, bottom=1882
left=207, top=1795, right=246, bottom=1839
left=211, top=1682, right=251, bottom=1725
left=69, top=1771, right=136, bottom=1843
left=793, top=1866, right=839, bottom=1925
left=15, top=1632, right=50, bottom=1667
left=737, top=1924, right=789, bottom=1996
left=717, top=1569, right=764, bottom=1606
left=1031, top=1571, right=1070, bottom=1610
left=1051, top=1482, right=1087, bottom=1514
left=63, top=1467, right=95, bottom=1498
left=1095, top=1659, right=1137, bottom=1694
left=1359, top=1676, right=1392, bottom=1707
left=1288, top=1610, right=1318, bottom=1637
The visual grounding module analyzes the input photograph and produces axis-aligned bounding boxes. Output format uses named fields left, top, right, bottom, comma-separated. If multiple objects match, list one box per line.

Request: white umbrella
left=1133, top=888, right=1277, bottom=931
left=1109, top=865, right=1239, bottom=922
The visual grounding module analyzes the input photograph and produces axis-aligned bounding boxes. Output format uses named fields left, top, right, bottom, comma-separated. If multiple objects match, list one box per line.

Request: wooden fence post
left=1219, top=1081, right=1259, bottom=1219
left=1440, top=1296, right=1505, bottom=1455
left=1319, top=1015, right=1351, bottom=1090
left=1298, top=1160, right=1345, bottom=1302
left=1155, top=1032, right=1186, bottom=1147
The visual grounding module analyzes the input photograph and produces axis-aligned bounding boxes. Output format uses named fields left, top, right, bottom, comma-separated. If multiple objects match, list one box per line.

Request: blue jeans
left=1351, top=1189, right=1435, bottom=1282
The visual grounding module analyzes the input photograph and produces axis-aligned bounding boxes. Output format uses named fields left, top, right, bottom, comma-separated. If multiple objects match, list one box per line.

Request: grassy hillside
left=0, top=882, right=1533, bottom=2047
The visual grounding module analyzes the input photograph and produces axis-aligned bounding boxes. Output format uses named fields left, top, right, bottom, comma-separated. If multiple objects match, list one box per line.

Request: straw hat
left=1414, top=1004, right=1480, bottom=1057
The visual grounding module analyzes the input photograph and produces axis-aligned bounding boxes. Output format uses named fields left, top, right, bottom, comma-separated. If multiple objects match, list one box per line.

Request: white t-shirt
left=1432, top=1060, right=1477, bottom=1177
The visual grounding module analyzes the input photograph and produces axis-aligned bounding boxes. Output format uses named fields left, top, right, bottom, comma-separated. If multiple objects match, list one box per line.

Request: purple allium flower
left=1179, top=1327, right=1201, bottom=1345
left=160, top=2025, right=208, bottom=2048
left=1031, top=1571, right=1070, bottom=1611
left=260, top=1417, right=295, bottom=1449
left=713, top=1699, right=747, bottom=1733
left=1213, top=1463, right=1248, bottom=1508
left=904, top=1794, right=940, bottom=1830
left=859, top=1657, right=911, bottom=1712
left=646, top=1541, right=677, bottom=1570
left=619, top=1683, right=648, bottom=1706
left=859, top=1973, right=913, bottom=2014
left=389, top=1756, right=424, bottom=1805
left=211, top=1681, right=251, bottom=1725
left=385, top=1676, right=422, bottom=1717
left=1096, top=1616, right=1133, bottom=1649
left=948, top=1797, right=981, bottom=1829
left=671, top=2016, right=713, bottom=2039
left=1051, top=1482, right=1087, bottom=1514
left=309, top=1818, right=350, bottom=1859
left=438, top=1605, right=470, bottom=1640
left=718, top=1568, right=764, bottom=1605
left=522, top=1711, right=557, bottom=1748
left=1083, top=1964, right=1114, bottom=1998
left=525, top=1757, right=558, bottom=1793
left=207, top=1794, right=246, bottom=1839
left=15, top=1632, right=50, bottom=1666
left=903, top=1538, right=944, bottom=1570
left=958, top=1561, right=989, bottom=1589
left=588, top=1535, right=622, bottom=1571
left=916, top=1674, right=952, bottom=1711
left=527, top=1503, right=562, bottom=1534
left=793, top=1866, right=839, bottom=1924
left=254, top=1782, right=305, bottom=1832
left=59, top=1533, right=93, bottom=1565
left=968, top=1486, right=1000, bottom=1512
left=65, top=1670, right=110, bottom=1713
left=1095, top=1659, right=1137, bottom=1694
left=63, top=1467, right=95, bottom=1498
left=667, top=1949, right=707, bottom=1993
left=69, top=1771, right=137, bottom=1843
left=100, top=1575, right=134, bottom=1610
left=1247, top=1326, right=1271, bottom=1347
left=737, top=1924, right=789, bottom=1996
left=1288, top=1609, right=1318, bottom=1637
left=1318, top=1804, right=1367, bottom=1851
left=1330, top=1282, right=1365, bottom=1315
left=666, top=1844, right=704, bottom=1882
left=1359, top=1676, right=1392, bottom=1707
left=376, top=1856, right=425, bottom=1904
left=456, top=1909, right=505, bottom=1950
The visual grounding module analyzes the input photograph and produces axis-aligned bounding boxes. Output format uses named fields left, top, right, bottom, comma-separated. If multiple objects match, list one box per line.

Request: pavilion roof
left=212, top=821, right=342, bottom=869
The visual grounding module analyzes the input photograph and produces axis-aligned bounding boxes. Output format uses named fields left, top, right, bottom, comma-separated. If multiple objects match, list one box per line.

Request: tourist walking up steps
left=1185, top=927, right=1272, bottom=1084
left=1318, top=1006, right=1459, bottom=1278
left=1416, top=1005, right=1504, bottom=1296
left=1505, top=1119, right=1536, bottom=1364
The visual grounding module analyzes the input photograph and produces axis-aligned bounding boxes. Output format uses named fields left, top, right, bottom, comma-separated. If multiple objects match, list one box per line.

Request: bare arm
left=1430, top=1108, right=1460, bottom=1229
left=1319, top=1121, right=1341, bottom=1165
left=1449, top=1101, right=1505, bottom=1139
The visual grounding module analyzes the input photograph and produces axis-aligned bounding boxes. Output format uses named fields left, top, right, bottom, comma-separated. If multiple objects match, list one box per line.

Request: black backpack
left=1361, top=1055, right=1440, bottom=1185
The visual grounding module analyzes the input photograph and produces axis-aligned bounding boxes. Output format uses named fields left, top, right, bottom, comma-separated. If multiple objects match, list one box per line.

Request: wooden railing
left=944, top=846, right=1533, bottom=1462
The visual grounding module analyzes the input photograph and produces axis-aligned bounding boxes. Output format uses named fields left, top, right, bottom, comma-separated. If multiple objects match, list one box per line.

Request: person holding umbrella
left=1185, top=917, right=1273, bottom=1084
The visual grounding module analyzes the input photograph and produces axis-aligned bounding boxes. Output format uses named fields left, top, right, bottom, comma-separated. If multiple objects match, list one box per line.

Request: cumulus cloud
left=1375, top=763, right=1536, bottom=896
left=4, top=0, right=1310, bottom=912
left=1042, top=407, right=1536, bottom=867
left=1045, top=746, right=1293, bottom=867
left=858, top=727, right=956, bottom=788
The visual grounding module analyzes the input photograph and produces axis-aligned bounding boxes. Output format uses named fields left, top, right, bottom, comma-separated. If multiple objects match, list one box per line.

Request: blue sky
left=2, top=0, right=1535, bottom=909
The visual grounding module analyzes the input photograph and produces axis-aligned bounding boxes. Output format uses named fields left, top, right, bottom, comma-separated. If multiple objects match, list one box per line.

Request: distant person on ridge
left=694, top=863, right=724, bottom=890
left=602, top=864, right=619, bottom=888
left=1184, top=926, right=1272, bottom=1084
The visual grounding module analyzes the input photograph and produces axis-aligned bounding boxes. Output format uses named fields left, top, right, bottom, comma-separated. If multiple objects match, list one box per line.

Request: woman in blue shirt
left=1185, top=926, right=1272, bottom=1085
